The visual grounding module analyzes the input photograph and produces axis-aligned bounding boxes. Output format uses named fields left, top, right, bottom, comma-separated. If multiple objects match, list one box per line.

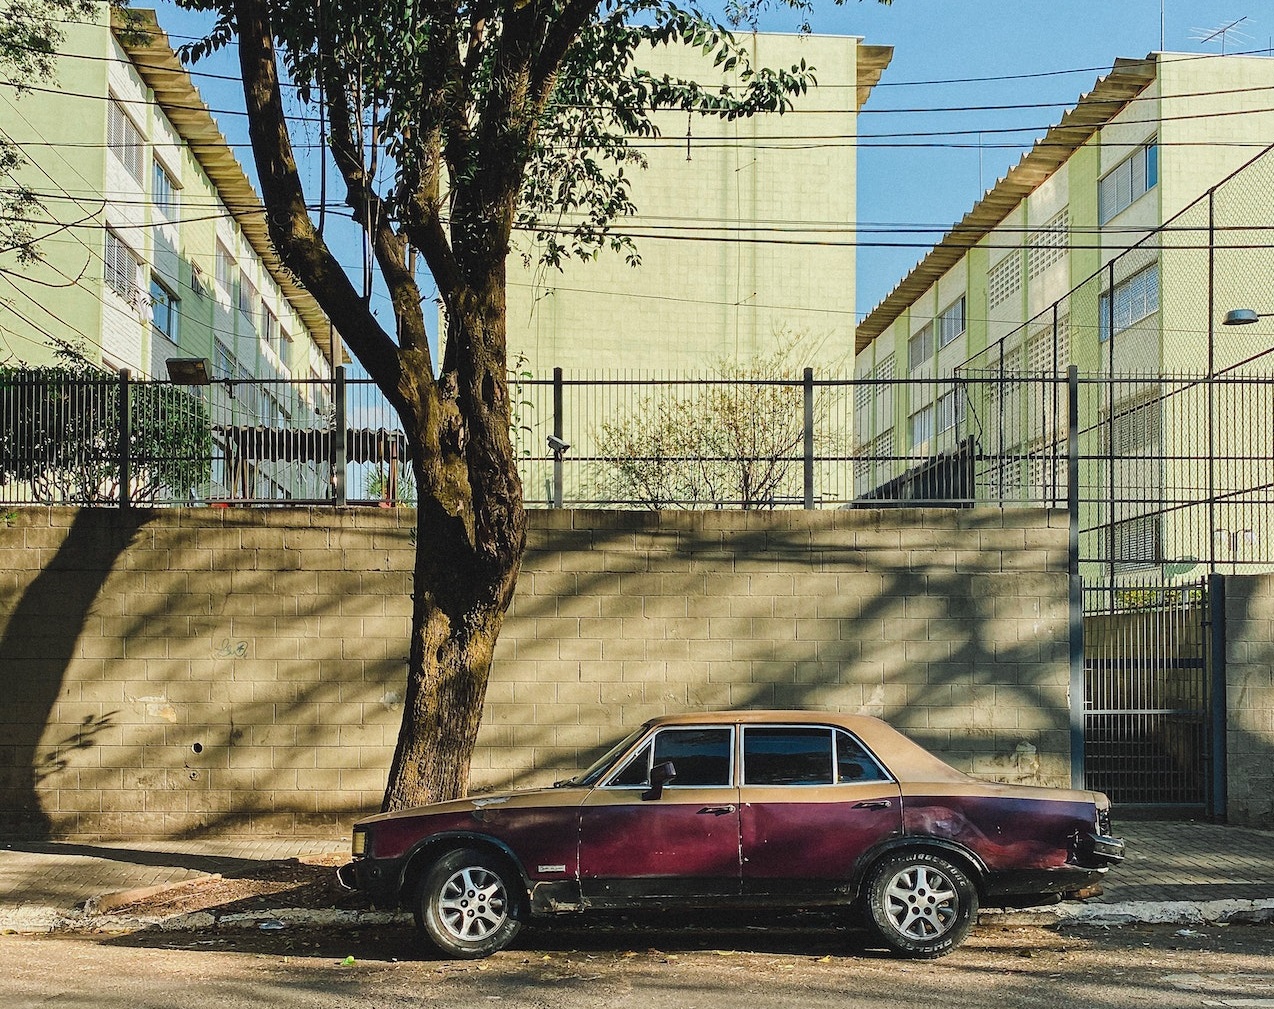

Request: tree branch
left=231, top=0, right=403, bottom=393
left=321, top=70, right=432, bottom=363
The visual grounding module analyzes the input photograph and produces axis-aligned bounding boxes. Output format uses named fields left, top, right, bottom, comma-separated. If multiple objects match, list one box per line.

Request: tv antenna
left=1189, top=16, right=1252, bottom=54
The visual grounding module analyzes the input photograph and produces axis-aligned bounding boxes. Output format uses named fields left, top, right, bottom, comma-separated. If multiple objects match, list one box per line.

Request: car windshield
left=557, top=726, right=648, bottom=787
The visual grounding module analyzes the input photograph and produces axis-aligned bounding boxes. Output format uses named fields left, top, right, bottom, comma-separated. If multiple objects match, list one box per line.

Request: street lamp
left=1222, top=308, right=1274, bottom=326
left=165, top=357, right=213, bottom=385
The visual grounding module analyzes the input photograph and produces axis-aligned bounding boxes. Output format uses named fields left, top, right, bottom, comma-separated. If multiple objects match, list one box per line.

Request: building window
left=1099, top=264, right=1159, bottom=342
left=190, top=261, right=209, bottom=298
left=854, top=430, right=895, bottom=496
left=1099, top=138, right=1158, bottom=225
left=1110, top=514, right=1161, bottom=572
left=855, top=354, right=895, bottom=443
left=214, top=339, right=235, bottom=379
left=215, top=241, right=236, bottom=302
left=1026, top=318, right=1069, bottom=374
left=238, top=276, right=258, bottom=326
left=104, top=229, right=141, bottom=304
left=908, top=323, right=933, bottom=372
left=107, top=98, right=144, bottom=182
left=1028, top=209, right=1069, bottom=278
left=987, top=253, right=1021, bottom=309
left=262, top=305, right=280, bottom=349
left=908, top=404, right=934, bottom=449
left=936, top=388, right=965, bottom=435
left=937, top=296, right=966, bottom=348
left=1105, top=391, right=1163, bottom=456
left=152, top=159, right=179, bottom=219
left=149, top=275, right=180, bottom=343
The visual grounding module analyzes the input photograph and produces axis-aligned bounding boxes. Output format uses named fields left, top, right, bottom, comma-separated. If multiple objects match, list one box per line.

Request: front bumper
left=336, top=857, right=406, bottom=909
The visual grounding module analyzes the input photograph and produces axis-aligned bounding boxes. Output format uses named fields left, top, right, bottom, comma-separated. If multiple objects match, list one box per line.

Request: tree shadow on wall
left=0, top=510, right=153, bottom=838
left=485, top=512, right=1073, bottom=790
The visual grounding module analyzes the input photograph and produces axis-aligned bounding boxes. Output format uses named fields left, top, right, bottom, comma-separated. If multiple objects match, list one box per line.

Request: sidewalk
left=1, top=821, right=1272, bottom=934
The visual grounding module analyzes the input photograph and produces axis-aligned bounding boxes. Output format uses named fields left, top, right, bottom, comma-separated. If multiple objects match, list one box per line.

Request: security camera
left=547, top=434, right=570, bottom=453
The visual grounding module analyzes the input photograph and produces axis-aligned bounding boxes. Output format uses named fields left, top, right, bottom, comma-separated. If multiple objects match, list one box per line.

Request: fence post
left=553, top=367, right=564, bottom=509
left=1067, top=366, right=1079, bottom=574
left=333, top=365, right=347, bottom=505
left=118, top=369, right=131, bottom=508
left=803, top=367, right=814, bottom=509
left=1067, top=365, right=1084, bottom=789
left=1208, top=572, right=1227, bottom=821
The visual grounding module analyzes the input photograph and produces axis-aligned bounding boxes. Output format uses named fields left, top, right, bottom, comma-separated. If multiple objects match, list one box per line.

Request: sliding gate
left=1082, top=578, right=1225, bottom=816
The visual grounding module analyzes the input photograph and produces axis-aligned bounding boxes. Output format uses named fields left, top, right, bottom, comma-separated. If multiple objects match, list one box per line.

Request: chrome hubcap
left=436, top=866, right=509, bottom=942
left=882, top=865, right=958, bottom=940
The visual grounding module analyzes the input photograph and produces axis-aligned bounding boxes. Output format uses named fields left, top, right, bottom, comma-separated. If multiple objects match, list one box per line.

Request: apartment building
left=851, top=51, right=1274, bottom=579
left=0, top=8, right=335, bottom=389
left=505, top=33, right=892, bottom=375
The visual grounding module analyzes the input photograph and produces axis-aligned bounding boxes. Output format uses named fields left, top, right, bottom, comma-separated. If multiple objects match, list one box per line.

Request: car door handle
left=698, top=805, right=737, bottom=816
left=853, top=800, right=893, bottom=810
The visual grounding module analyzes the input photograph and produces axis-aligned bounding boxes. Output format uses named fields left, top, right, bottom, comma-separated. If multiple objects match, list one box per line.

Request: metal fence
left=1082, top=577, right=1219, bottom=812
left=7, top=365, right=1274, bottom=584
left=0, top=368, right=406, bottom=507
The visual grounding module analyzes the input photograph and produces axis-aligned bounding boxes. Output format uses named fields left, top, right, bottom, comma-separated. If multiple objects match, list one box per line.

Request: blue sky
left=152, top=0, right=1268, bottom=332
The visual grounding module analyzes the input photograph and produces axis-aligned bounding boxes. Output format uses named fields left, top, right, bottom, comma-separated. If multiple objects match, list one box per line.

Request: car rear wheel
left=863, top=851, right=977, bottom=958
left=416, top=848, right=522, bottom=959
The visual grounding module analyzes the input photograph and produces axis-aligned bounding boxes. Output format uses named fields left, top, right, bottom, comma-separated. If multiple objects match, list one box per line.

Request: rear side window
left=744, top=727, right=834, bottom=785
left=741, top=726, right=891, bottom=785
left=835, top=729, right=890, bottom=783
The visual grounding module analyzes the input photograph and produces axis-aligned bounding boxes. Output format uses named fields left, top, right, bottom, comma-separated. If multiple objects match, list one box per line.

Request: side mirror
left=642, top=760, right=677, bottom=801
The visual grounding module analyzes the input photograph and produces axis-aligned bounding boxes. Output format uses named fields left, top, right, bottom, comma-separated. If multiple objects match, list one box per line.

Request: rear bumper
left=1079, top=832, right=1126, bottom=867
left=984, top=864, right=1108, bottom=903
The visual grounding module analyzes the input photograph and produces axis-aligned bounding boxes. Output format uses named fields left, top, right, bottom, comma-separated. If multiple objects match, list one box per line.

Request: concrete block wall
left=477, top=508, right=1073, bottom=793
left=0, top=506, right=1073, bottom=840
left=0, top=508, right=414, bottom=839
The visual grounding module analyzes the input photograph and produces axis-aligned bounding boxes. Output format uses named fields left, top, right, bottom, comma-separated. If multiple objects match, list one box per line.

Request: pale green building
left=506, top=33, right=892, bottom=375
left=0, top=8, right=336, bottom=389
left=851, top=52, right=1274, bottom=580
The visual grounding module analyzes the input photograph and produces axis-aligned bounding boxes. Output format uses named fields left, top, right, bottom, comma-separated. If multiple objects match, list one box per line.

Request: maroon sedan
left=338, top=711, right=1124, bottom=958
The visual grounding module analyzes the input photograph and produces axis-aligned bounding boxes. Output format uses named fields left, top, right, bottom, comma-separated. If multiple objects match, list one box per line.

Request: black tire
left=863, top=851, right=978, bottom=958
left=416, top=848, right=523, bottom=959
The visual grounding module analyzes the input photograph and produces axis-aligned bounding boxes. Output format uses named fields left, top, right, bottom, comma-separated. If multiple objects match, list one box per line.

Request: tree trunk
left=379, top=284, right=526, bottom=811
left=379, top=518, right=516, bottom=809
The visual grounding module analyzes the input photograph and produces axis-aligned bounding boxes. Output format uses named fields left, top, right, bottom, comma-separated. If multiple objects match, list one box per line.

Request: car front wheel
left=863, top=851, right=977, bottom=958
left=416, top=848, right=523, bottom=959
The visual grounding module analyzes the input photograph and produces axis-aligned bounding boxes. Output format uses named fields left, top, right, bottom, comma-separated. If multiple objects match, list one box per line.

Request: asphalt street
left=0, top=922, right=1271, bottom=1009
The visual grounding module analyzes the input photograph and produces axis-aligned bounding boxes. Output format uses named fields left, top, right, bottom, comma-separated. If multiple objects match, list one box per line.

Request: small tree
left=0, top=346, right=212, bottom=504
left=595, top=344, right=832, bottom=509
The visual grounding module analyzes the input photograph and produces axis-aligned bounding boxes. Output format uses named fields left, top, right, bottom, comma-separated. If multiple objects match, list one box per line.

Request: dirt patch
left=100, top=853, right=373, bottom=918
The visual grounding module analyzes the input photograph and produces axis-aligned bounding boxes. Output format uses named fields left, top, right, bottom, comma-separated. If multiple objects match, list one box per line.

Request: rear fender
left=849, top=837, right=989, bottom=900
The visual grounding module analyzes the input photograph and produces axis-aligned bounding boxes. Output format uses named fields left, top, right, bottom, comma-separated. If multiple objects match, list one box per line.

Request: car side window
left=652, top=728, right=733, bottom=786
left=743, top=727, right=834, bottom=785
left=835, top=729, right=890, bottom=783
left=608, top=742, right=652, bottom=786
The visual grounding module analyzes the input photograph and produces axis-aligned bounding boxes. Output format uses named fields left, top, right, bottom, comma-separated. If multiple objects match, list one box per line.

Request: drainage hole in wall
left=191, top=742, right=203, bottom=754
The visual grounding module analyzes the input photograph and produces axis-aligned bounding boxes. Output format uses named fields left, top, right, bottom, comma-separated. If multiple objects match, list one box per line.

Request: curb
left=984, top=897, right=1274, bottom=928
left=3, top=898, right=1271, bottom=937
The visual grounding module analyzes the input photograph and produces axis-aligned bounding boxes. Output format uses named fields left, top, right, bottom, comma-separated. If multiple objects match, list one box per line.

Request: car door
left=739, top=724, right=902, bottom=898
left=579, top=725, right=742, bottom=905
